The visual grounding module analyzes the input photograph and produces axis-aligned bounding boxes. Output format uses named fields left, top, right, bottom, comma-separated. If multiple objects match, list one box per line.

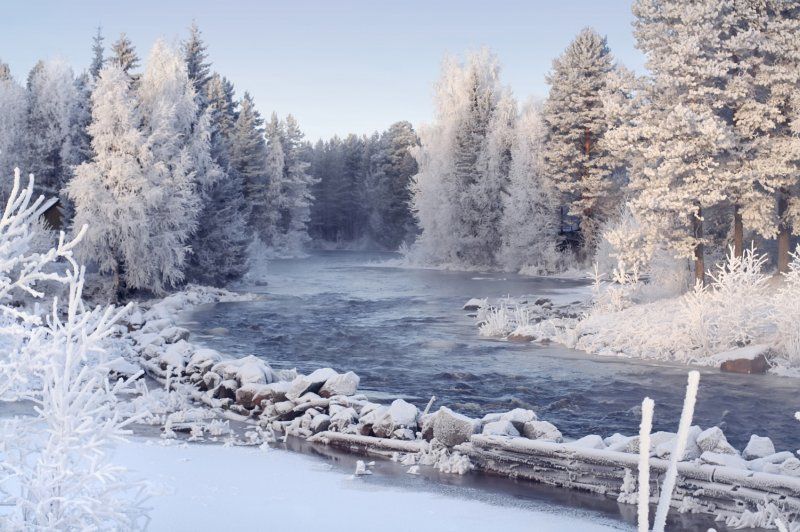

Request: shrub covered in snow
left=0, top=172, right=148, bottom=528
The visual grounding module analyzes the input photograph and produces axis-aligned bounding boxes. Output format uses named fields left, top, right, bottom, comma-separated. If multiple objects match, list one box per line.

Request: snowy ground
left=116, top=438, right=628, bottom=532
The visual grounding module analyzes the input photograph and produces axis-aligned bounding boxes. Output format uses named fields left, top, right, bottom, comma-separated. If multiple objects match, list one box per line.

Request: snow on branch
left=0, top=168, right=86, bottom=325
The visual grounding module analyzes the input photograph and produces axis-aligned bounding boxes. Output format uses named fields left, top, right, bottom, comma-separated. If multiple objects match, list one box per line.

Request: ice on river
left=115, top=438, right=626, bottom=531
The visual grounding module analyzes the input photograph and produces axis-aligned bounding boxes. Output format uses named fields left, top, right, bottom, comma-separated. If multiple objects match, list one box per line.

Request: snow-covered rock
left=159, top=326, right=190, bottom=344
left=482, top=420, right=520, bottom=437
left=285, top=368, right=338, bottom=400
left=655, top=426, right=702, bottom=461
left=742, top=435, right=775, bottom=460
left=160, top=340, right=193, bottom=371
left=213, top=356, right=276, bottom=386
left=104, top=357, right=141, bottom=378
left=713, top=344, right=771, bottom=374
left=186, top=348, right=223, bottom=374
left=432, top=407, right=479, bottom=447
left=319, top=371, right=360, bottom=398
left=500, top=408, right=537, bottom=432
left=566, top=435, right=605, bottom=450
left=780, top=457, right=800, bottom=477
left=522, top=420, right=562, bottom=442
left=253, top=381, right=291, bottom=404
left=696, top=426, right=737, bottom=455
left=329, top=406, right=358, bottom=432
left=373, top=399, right=419, bottom=438
left=310, top=414, right=331, bottom=434
left=462, top=298, right=486, bottom=311
left=700, top=451, right=748, bottom=470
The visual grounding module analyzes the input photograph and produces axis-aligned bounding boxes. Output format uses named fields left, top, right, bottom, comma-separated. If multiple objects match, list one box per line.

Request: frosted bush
left=0, top=172, right=149, bottom=529
left=478, top=298, right=536, bottom=337
left=575, top=246, right=773, bottom=364
left=682, top=246, right=770, bottom=353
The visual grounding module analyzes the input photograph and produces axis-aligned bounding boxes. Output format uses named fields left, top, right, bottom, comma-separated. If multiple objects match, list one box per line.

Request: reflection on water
left=184, top=250, right=800, bottom=452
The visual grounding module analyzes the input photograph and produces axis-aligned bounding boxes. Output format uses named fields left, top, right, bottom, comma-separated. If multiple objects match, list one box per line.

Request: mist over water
left=184, top=250, right=800, bottom=451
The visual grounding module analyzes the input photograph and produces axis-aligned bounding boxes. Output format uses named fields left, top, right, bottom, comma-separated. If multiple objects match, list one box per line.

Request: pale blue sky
left=1, top=1, right=644, bottom=141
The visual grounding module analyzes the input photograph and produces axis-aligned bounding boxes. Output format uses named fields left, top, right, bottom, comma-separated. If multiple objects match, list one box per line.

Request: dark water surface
left=184, top=250, right=800, bottom=452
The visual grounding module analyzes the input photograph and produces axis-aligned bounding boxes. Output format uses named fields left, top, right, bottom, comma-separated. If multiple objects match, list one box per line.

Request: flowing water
left=184, top=250, right=800, bottom=452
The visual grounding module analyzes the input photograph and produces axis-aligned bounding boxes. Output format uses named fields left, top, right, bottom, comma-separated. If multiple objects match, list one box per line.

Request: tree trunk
left=778, top=189, right=790, bottom=273
left=693, top=208, right=705, bottom=285
left=733, top=205, right=743, bottom=258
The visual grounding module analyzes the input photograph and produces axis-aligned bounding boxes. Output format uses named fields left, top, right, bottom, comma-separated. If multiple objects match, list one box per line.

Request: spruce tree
left=231, top=92, right=270, bottom=242
left=89, top=27, right=105, bottom=79
left=110, top=33, right=139, bottom=81
left=542, top=28, right=618, bottom=255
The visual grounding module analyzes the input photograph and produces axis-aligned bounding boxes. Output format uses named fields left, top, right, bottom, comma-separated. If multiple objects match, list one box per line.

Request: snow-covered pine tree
left=498, top=101, right=562, bottom=272
left=180, top=26, right=249, bottom=285
left=67, top=64, right=151, bottom=298
left=136, top=40, right=203, bottom=294
left=542, top=27, right=618, bottom=256
left=728, top=1, right=800, bottom=272
left=110, top=33, right=139, bottom=81
left=89, top=26, right=105, bottom=79
left=611, top=0, right=740, bottom=283
left=263, top=112, right=286, bottom=248
left=183, top=22, right=212, bottom=109
left=0, top=61, right=27, bottom=200
left=231, top=92, right=271, bottom=243
left=277, top=114, right=315, bottom=253
left=24, top=59, right=80, bottom=224
left=410, top=48, right=511, bottom=268
left=183, top=71, right=250, bottom=285
left=365, top=121, right=419, bottom=249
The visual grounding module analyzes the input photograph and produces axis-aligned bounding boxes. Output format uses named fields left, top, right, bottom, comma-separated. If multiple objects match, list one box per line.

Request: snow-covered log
left=456, top=435, right=800, bottom=522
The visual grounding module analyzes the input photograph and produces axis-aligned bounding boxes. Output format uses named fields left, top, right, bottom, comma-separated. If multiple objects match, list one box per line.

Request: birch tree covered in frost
left=410, top=49, right=515, bottom=268
left=68, top=64, right=151, bottom=298
left=498, top=101, right=561, bottom=273
left=136, top=40, right=204, bottom=294
left=0, top=62, right=27, bottom=200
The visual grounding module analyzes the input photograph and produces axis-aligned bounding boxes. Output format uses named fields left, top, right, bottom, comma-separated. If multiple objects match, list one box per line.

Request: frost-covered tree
left=110, top=33, right=139, bottom=81
left=727, top=1, right=800, bottom=271
left=180, top=28, right=249, bottom=285
left=543, top=27, right=618, bottom=255
left=498, top=101, right=561, bottom=272
left=606, top=1, right=741, bottom=283
left=67, top=65, right=152, bottom=298
left=0, top=62, right=27, bottom=200
left=410, top=48, right=512, bottom=268
left=281, top=115, right=315, bottom=248
left=263, top=112, right=285, bottom=247
left=90, top=26, right=105, bottom=79
left=184, top=73, right=250, bottom=285
left=24, top=59, right=80, bottom=216
left=183, top=22, right=212, bottom=107
left=136, top=40, right=203, bottom=294
left=231, top=92, right=271, bottom=242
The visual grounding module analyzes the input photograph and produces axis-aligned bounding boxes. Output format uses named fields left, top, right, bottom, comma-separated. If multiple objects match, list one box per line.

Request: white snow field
left=116, top=438, right=627, bottom=532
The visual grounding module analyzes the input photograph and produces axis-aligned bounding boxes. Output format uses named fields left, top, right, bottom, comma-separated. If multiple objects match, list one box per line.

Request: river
left=183, top=250, right=800, bottom=452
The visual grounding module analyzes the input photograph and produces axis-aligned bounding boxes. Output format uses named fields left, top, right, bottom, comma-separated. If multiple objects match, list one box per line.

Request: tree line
left=409, top=0, right=800, bottom=282
left=0, top=24, right=421, bottom=299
